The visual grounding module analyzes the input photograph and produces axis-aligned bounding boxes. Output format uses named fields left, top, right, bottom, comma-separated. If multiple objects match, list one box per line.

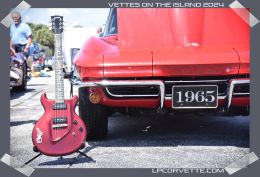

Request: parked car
left=10, top=52, right=28, bottom=91
left=44, top=56, right=54, bottom=70
left=30, top=42, right=45, bottom=70
left=74, top=8, right=250, bottom=140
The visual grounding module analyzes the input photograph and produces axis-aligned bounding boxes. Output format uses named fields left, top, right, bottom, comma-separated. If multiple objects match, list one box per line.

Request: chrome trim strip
left=233, top=92, right=250, bottom=96
left=72, top=80, right=165, bottom=108
left=165, top=95, right=227, bottom=100
left=165, top=80, right=227, bottom=83
left=165, top=80, right=227, bottom=99
left=227, top=79, right=250, bottom=108
left=218, top=95, right=227, bottom=99
left=166, top=94, right=227, bottom=98
left=105, top=87, right=159, bottom=97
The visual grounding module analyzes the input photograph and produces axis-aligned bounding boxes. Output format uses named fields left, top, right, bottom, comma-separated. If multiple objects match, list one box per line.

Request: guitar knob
left=72, top=132, right=76, bottom=136
left=73, top=120, right=78, bottom=125
left=79, top=127, right=83, bottom=132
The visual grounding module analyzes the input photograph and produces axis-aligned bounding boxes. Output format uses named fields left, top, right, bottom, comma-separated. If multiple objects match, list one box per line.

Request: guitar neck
left=54, top=33, right=64, bottom=104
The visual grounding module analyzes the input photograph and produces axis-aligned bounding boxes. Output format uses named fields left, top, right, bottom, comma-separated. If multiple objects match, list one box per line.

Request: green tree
left=28, top=23, right=54, bottom=55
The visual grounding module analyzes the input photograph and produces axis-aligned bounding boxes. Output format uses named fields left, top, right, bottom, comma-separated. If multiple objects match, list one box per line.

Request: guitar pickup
left=53, top=117, right=67, bottom=124
left=52, top=123, right=68, bottom=128
left=52, top=103, right=67, bottom=110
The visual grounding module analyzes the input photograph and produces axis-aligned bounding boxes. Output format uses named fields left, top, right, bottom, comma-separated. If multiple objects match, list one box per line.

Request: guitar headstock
left=51, top=15, right=64, bottom=34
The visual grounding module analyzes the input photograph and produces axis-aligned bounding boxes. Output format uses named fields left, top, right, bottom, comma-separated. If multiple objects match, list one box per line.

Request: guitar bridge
left=52, top=103, right=67, bottom=110
left=52, top=124, right=68, bottom=128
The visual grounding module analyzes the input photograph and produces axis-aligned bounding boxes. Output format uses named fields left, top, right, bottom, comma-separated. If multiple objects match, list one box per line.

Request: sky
left=21, top=8, right=110, bottom=28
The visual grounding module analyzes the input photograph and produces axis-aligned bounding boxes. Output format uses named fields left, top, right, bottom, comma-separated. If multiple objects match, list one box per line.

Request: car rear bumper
left=72, top=78, right=249, bottom=110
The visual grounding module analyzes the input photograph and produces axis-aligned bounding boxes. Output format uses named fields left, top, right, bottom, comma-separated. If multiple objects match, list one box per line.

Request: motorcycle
left=10, top=51, right=29, bottom=91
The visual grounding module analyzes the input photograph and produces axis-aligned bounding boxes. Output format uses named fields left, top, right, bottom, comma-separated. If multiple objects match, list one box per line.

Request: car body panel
left=75, top=8, right=249, bottom=79
left=74, top=8, right=249, bottom=112
left=104, top=51, right=152, bottom=78
left=62, top=27, right=97, bottom=75
left=117, top=8, right=249, bottom=48
left=152, top=46, right=240, bottom=77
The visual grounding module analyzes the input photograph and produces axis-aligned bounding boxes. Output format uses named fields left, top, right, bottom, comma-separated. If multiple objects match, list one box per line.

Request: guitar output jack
left=33, top=146, right=39, bottom=152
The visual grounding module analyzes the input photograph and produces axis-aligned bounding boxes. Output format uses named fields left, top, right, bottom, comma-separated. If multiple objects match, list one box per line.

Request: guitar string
left=53, top=20, right=64, bottom=141
left=55, top=38, right=60, bottom=141
left=57, top=34, right=59, bottom=141
left=57, top=34, right=63, bottom=141
left=55, top=34, right=60, bottom=141
left=55, top=42, right=56, bottom=141
left=58, top=42, right=61, bottom=141
left=54, top=51, right=56, bottom=141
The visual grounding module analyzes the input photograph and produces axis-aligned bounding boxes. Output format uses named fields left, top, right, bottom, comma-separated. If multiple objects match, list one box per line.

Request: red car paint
left=74, top=8, right=249, bottom=111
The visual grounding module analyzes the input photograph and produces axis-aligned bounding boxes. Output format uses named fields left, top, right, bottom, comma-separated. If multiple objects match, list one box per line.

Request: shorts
left=27, top=56, right=33, bottom=68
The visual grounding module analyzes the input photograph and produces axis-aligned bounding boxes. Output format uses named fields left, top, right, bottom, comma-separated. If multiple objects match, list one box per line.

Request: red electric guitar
left=32, top=16, right=86, bottom=156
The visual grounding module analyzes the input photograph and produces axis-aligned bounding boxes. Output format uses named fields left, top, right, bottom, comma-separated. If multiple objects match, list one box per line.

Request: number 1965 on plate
left=172, top=85, right=218, bottom=109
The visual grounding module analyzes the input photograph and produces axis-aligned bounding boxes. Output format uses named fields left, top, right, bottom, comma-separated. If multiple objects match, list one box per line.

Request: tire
left=78, top=87, right=108, bottom=140
left=12, top=64, right=27, bottom=91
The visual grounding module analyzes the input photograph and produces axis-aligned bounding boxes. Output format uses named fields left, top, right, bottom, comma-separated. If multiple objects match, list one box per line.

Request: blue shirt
left=29, top=42, right=40, bottom=56
left=10, top=22, right=32, bottom=45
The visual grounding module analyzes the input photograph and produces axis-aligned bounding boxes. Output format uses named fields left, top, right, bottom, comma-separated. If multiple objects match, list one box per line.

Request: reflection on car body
left=73, top=8, right=250, bottom=140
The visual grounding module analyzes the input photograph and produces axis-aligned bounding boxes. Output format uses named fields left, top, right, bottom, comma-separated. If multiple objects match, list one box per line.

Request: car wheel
left=78, top=87, right=108, bottom=140
left=12, top=64, right=27, bottom=91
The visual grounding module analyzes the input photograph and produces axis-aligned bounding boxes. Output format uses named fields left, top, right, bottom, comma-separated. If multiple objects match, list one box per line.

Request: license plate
left=172, top=85, right=218, bottom=109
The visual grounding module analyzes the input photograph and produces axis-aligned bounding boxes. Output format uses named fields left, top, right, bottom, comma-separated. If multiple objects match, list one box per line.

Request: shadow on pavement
left=88, top=114, right=249, bottom=148
left=38, top=146, right=96, bottom=166
left=10, top=120, right=36, bottom=127
left=10, top=88, right=35, bottom=100
left=38, top=156, right=94, bottom=166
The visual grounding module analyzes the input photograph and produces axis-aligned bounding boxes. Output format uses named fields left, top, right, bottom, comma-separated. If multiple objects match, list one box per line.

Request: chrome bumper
left=227, top=79, right=250, bottom=108
left=72, top=80, right=165, bottom=108
left=71, top=78, right=249, bottom=109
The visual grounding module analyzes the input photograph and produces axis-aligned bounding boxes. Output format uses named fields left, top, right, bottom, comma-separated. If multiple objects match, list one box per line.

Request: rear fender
left=74, top=36, right=118, bottom=80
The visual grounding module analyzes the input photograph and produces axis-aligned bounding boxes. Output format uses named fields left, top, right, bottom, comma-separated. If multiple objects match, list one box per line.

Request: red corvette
left=74, top=8, right=250, bottom=140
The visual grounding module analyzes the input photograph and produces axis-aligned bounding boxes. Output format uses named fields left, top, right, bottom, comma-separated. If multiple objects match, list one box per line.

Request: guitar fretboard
left=54, top=34, right=64, bottom=104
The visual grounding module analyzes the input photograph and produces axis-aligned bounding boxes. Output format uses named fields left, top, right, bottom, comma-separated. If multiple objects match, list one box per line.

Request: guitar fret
left=54, top=33, right=65, bottom=104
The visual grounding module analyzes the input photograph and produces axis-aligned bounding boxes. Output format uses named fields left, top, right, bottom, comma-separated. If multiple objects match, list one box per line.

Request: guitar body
left=32, top=93, right=86, bottom=156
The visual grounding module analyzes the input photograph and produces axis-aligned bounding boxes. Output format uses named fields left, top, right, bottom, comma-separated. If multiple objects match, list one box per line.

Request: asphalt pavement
left=10, top=70, right=249, bottom=168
